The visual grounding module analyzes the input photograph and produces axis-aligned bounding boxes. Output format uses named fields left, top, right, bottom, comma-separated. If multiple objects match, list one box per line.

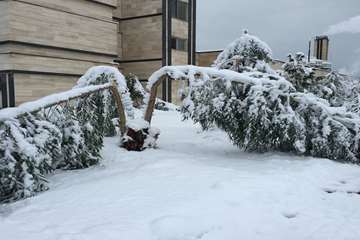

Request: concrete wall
left=0, top=0, right=196, bottom=106
left=6, top=1, right=117, bottom=55
left=14, top=73, right=78, bottom=105
left=119, top=16, right=162, bottom=61
left=115, top=0, right=163, bottom=82
left=116, top=0, right=162, bottom=18
left=0, top=0, right=118, bottom=104
left=120, top=60, right=162, bottom=80
left=196, top=51, right=221, bottom=67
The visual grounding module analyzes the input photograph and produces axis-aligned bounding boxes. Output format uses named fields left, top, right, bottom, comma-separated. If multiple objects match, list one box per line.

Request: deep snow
left=0, top=110, right=360, bottom=240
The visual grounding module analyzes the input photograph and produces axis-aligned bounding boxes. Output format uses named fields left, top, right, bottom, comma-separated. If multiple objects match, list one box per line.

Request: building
left=196, top=36, right=332, bottom=76
left=0, top=0, right=196, bottom=108
left=314, top=36, right=329, bottom=61
left=114, top=0, right=196, bottom=103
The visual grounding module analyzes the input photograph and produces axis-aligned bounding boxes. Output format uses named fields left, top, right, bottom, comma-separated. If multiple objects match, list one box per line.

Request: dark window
left=0, top=72, right=15, bottom=108
left=171, top=0, right=189, bottom=21
left=171, top=37, right=188, bottom=51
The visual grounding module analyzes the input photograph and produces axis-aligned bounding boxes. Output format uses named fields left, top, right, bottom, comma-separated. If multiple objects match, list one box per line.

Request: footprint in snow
left=282, top=211, right=298, bottom=219
left=150, top=215, right=220, bottom=240
left=323, top=180, right=360, bottom=196
left=323, top=188, right=337, bottom=194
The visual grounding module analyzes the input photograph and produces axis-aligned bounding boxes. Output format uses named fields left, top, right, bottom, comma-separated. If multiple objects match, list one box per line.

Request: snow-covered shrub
left=282, top=53, right=348, bottom=107
left=155, top=99, right=179, bottom=111
left=0, top=66, right=135, bottom=203
left=49, top=106, right=90, bottom=170
left=0, top=114, right=62, bottom=203
left=126, top=73, right=147, bottom=108
left=75, top=95, right=104, bottom=167
left=20, top=114, right=63, bottom=172
left=214, top=30, right=273, bottom=73
left=75, top=66, right=134, bottom=136
left=282, top=53, right=316, bottom=91
left=181, top=72, right=360, bottom=164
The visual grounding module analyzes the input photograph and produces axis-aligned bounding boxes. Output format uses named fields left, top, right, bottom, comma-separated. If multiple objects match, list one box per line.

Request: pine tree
left=214, top=30, right=273, bottom=73
left=180, top=31, right=360, bottom=164
left=0, top=117, right=53, bottom=203
left=181, top=72, right=360, bottom=163
left=282, top=52, right=316, bottom=91
left=282, top=53, right=349, bottom=107
left=126, top=73, right=147, bottom=108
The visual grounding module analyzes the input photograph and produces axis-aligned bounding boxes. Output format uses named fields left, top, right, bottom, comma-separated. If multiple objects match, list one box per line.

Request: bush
left=0, top=114, right=62, bottom=203
left=214, top=30, right=273, bottom=73
left=181, top=73, right=360, bottom=164
left=126, top=73, right=147, bottom=108
left=0, top=66, right=131, bottom=203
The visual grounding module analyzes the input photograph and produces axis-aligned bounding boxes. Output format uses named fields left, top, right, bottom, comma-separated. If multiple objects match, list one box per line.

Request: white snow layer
left=146, top=65, right=360, bottom=126
left=75, top=66, right=127, bottom=92
left=0, top=84, right=110, bottom=121
left=0, top=110, right=359, bottom=240
left=0, top=66, right=134, bottom=121
left=213, top=32, right=273, bottom=68
left=74, top=66, right=135, bottom=119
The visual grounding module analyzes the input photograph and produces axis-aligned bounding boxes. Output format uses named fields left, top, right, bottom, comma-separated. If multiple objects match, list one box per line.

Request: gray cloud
left=197, top=0, right=360, bottom=72
left=325, top=15, right=360, bottom=35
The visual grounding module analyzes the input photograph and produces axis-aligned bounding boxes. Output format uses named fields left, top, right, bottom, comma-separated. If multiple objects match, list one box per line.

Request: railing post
left=110, top=80, right=127, bottom=136
left=144, top=76, right=166, bottom=123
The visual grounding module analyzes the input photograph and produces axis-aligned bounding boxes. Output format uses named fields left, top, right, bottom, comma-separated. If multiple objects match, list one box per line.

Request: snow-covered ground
left=1, top=110, right=360, bottom=240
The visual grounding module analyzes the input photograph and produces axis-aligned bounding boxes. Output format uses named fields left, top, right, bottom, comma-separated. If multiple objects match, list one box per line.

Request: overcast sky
left=197, top=0, right=360, bottom=75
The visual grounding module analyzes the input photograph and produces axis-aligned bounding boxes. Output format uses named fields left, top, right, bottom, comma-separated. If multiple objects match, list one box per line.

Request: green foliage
left=126, top=73, right=146, bottom=108
left=282, top=53, right=316, bottom=91
left=75, top=94, right=104, bottom=168
left=0, top=66, right=134, bottom=203
left=214, top=30, right=273, bottom=73
left=282, top=53, right=348, bottom=107
left=182, top=74, right=360, bottom=164
left=0, top=89, right=119, bottom=203
left=0, top=114, right=62, bottom=203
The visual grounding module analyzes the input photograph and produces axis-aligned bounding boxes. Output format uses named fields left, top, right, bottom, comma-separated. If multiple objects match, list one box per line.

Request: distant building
left=196, top=36, right=333, bottom=76
left=314, top=36, right=329, bottom=61
left=0, top=0, right=196, bottom=108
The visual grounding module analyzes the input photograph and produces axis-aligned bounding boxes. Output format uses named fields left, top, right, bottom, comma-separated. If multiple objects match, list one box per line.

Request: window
left=0, top=72, right=15, bottom=108
left=171, top=37, right=188, bottom=51
left=171, top=0, right=189, bottom=21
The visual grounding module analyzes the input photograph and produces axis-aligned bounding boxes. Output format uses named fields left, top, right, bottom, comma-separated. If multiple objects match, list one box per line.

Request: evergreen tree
left=214, top=30, right=273, bottom=73
left=282, top=53, right=349, bottom=107
left=282, top=52, right=316, bottom=91
left=181, top=31, right=360, bottom=164
left=74, top=95, right=104, bottom=169
left=181, top=73, right=360, bottom=163
left=0, top=116, right=57, bottom=203
left=49, top=106, right=88, bottom=170
left=126, top=73, right=147, bottom=108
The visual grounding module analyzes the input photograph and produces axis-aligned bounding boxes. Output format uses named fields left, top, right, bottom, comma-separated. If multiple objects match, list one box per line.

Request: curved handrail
left=143, top=65, right=295, bottom=123
left=0, top=80, right=127, bottom=135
